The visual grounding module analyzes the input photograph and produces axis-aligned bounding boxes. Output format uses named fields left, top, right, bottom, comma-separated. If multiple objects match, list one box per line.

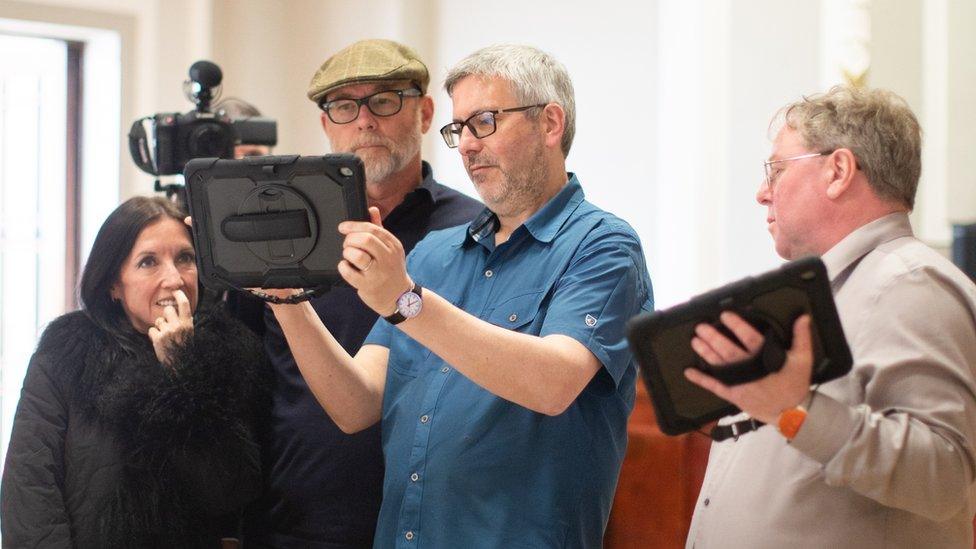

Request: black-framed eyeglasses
left=318, top=88, right=422, bottom=124
left=763, top=151, right=833, bottom=190
left=439, top=104, right=547, bottom=148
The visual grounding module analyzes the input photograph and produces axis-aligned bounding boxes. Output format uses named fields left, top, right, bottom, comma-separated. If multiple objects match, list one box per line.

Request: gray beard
left=363, top=151, right=401, bottom=184
left=472, top=139, right=549, bottom=218
left=361, top=130, right=422, bottom=186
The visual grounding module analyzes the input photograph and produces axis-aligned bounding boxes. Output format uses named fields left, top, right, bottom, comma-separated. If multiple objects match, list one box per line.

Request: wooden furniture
left=604, top=382, right=711, bottom=548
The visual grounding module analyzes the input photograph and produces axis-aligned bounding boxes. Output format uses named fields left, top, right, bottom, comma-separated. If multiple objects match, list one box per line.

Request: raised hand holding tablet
left=337, top=207, right=414, bottom=317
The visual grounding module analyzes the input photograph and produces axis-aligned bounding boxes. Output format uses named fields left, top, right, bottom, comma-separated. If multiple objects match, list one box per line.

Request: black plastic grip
left=221, top=210, right=311, bottom=242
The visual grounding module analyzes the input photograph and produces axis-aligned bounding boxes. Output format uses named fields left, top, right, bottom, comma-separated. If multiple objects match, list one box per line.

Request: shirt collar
left=463, top=208, right=499, bottom=246
left=460, top=173, right=585, bottom=247
left=820, top=212, right=914, bottom=282
left=388, top=161, right=442, bottom=219
left=523, top=174, right=585, bottom=243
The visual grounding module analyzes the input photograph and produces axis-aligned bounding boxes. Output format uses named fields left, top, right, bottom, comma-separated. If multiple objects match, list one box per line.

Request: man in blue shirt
left=269, top=44, right=653, bottom=548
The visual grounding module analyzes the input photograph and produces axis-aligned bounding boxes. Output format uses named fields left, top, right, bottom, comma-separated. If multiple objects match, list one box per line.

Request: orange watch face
left=778, top=407, right=808, bottom=440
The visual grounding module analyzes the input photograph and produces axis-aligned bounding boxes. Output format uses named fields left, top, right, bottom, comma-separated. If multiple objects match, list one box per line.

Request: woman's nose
left=160, top=262, right=184, bottom=288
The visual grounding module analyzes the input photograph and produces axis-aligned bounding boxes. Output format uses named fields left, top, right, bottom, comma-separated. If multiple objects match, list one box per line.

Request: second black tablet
left=626, top=257, right=853, bottom=436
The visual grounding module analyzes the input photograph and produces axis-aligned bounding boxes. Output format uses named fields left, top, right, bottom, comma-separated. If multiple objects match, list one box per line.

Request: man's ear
left=419, top=95, right=434, bottom=134
left=320, top=112, right=330, bottom=133
left=825, top=148, right=858, bottom=200
left=540, top=103, right=565, bottom=150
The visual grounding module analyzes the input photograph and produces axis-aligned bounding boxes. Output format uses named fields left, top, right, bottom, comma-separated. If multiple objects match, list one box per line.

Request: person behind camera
left=214, top=96, right=273, bottom=158
left=265, top=44, right=653, bottom=547
left=683, top=86, right=976, bottom=548
left=1, top=196, right=270, bottom=548
left=239, top=39, right=482, bottom=548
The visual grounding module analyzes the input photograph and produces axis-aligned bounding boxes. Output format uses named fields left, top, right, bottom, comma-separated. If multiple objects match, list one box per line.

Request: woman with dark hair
left=1, top=196, right=269, bottom=548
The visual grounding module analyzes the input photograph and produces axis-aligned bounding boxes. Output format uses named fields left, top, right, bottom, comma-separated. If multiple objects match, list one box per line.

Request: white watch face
left=397, top=291, right=423, bottom=318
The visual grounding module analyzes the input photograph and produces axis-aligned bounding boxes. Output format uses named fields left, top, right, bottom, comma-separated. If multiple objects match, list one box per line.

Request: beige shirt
left=686, top=213, right=976, bottom=549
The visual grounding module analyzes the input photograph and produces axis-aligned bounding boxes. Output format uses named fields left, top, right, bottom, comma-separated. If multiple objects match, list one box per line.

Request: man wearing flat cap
left=242, top=39, right=481, bottom=549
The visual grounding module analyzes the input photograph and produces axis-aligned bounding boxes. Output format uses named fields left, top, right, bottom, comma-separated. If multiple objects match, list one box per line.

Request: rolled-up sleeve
left=540, top=223, right=654, bottom=387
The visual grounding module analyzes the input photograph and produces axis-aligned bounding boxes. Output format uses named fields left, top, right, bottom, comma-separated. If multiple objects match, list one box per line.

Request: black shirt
left=241, top=162, right=482, bottom=548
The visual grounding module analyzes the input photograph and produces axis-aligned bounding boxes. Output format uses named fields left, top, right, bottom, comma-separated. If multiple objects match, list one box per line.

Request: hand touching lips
left=148, top=288, right=194, bottom=366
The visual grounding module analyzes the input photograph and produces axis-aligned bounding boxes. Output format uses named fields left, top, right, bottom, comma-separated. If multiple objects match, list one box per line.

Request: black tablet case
left=626, top=256, right=853, bottom=435
left=184, top=154, right=368, bottom=290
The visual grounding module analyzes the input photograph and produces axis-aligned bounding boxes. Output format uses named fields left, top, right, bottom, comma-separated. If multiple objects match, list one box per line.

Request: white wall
left=4, top=0, right=976, bottom=307
left=724, top=0, right=823, bottom=280
left=943, top=1, right=976, bottom=226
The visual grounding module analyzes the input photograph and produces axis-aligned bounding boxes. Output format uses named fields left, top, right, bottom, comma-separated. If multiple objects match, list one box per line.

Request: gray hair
left=444, top=44, right=576, bottom=157
left=773, top=85, right=921, bottom=209
left=214, top=97, right=262, bottom=119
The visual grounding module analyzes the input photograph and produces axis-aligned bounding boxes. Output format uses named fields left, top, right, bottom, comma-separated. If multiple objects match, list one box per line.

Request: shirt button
left=420, top=414, right=430, bottom=424
left=703, top=497, right=710, bottom=507
left=410, top=472, right=419, bottom=482
left=484, top=269, right=493, bottom=278
left=405, top=531, right=415, bottom=540
left=508, top=313, right=518, bottom=322
left=441, top=366, right=450, bottom=373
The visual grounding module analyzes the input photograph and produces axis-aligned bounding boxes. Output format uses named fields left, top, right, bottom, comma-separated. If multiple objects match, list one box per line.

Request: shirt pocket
left=486, top=290, right=545, bottom=332
left=387, top=333, right=432, bottom=378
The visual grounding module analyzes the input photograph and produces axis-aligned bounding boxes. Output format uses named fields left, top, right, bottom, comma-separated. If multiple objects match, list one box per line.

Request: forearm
left=271, top=301, right=384, bottom=432
left=398, top=289, right=599, bottom=415
left=793, top=392, right=975, bottom=520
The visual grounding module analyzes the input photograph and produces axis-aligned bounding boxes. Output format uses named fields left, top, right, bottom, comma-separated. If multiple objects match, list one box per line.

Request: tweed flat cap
left=307, top=39, right=429, bottom=104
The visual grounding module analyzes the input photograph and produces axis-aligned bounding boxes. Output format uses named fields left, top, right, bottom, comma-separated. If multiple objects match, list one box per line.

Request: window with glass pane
left=0, top=34, right=69, bottom=463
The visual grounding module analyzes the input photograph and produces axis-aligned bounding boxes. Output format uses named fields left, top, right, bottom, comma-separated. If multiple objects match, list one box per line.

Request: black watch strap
left=384, top=309, right=408, bottom=326
left=384, top=283, right=423, bottom=325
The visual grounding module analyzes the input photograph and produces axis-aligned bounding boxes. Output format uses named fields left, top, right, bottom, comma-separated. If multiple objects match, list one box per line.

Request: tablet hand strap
left=697, top=324, right=788, bottom=385
left=221, top=210, right=311, bottom=242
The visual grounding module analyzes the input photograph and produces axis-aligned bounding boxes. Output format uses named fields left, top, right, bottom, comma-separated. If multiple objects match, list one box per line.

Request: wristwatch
left=384, top=283, right=423, bottom=325
left=777, top=406, right=808, bottom=441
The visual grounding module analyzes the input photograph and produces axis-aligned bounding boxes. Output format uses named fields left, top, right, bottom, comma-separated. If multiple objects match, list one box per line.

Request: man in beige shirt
left=684, top=86, right=976, bottom=548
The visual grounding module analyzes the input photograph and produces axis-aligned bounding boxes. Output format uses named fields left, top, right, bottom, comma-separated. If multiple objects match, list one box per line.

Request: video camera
left=128, top=60, right=277, bottom=178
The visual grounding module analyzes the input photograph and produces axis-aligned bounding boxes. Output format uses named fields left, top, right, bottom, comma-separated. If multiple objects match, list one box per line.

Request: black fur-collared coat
left=1, top=307, right=270, bottom=548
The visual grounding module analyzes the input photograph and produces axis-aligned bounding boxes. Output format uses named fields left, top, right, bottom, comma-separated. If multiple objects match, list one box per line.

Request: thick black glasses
left=439, top=104, right=547, bottom=148
left=319, top=88, right=422, bottom=124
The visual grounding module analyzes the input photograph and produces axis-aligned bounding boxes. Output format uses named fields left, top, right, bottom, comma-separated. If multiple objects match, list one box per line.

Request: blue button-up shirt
left=364, top=175, right=654, bottom=548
